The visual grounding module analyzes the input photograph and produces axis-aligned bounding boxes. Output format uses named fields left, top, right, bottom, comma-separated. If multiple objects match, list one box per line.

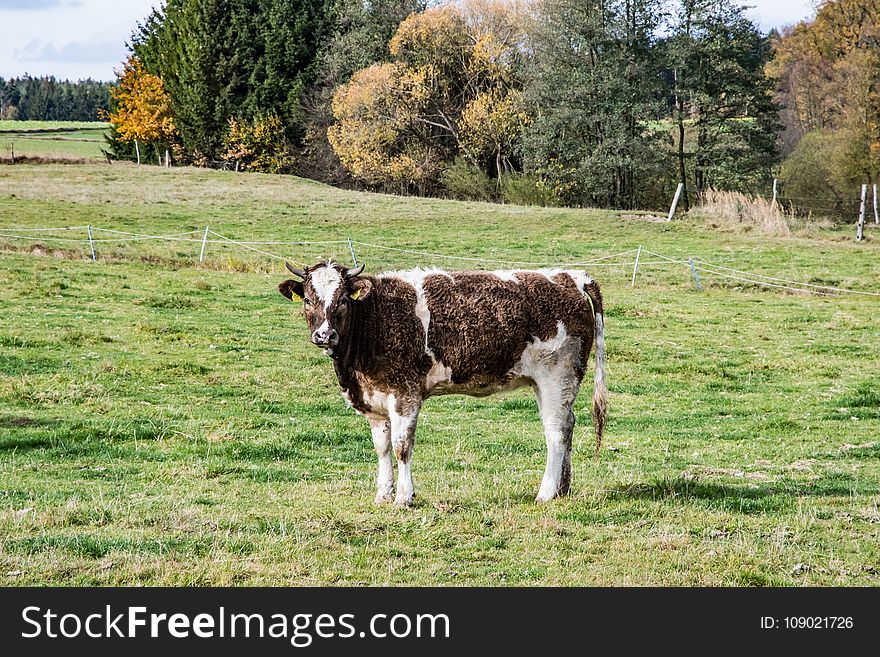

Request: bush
left=223, top=115, right=292, bottom=174
left=440, top=158, right=497, bottom=202
left=779, top=130, right=867, bottom=220
left=498, top=172, right=559, bottom=206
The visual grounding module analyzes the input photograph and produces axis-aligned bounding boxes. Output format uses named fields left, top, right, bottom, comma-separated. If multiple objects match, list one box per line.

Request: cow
left=278, top=260, right=606, bottom=506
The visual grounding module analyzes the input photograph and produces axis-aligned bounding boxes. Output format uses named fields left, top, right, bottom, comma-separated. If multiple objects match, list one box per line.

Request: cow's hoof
left=535, top=493, right=556, bottom=503
left=374, top=492, right=395, bottom=505
left=394, top=495, right=414, bottom=507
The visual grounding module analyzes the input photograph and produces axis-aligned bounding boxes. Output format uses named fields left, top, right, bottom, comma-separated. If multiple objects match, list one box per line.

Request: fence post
left=667, top=182, right=684, bottom=222
left=134, top=140, right=141, bottom=166
left=688, top=257, right=702, bottom=291
left=874, top=183, right=878, bottom=225
left=856, top=184, right=867, bottom=241
left=199, top=225, right=209, bottom=262
left=631, top=245, right=642, bottom=288
left=772, top=178, right=778, bottom=206
left=348, top=238, right=358, bottom=267
left=165, top=149, right=171, bottom=168
left=87, top=225, right=96, bottom=262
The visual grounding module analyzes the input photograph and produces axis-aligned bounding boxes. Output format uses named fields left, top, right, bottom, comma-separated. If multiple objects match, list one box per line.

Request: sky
left=0, top=0, right=819, bottom=82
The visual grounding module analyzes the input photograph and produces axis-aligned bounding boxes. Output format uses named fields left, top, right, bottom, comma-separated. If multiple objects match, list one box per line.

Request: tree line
left=0, top=76, right=110, bottom=122
left=105, top=0, right=876, bottom=212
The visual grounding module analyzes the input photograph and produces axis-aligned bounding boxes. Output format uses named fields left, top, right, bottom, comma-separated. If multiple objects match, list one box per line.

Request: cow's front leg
left=370, top=419, right=394, bottom=504
left=389, top=396, right=421, bottom=507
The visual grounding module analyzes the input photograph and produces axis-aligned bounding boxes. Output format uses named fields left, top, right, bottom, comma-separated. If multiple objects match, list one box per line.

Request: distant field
left=0, top=121, right=109, bottom=161
left=0, top=164, right=878, bottom=586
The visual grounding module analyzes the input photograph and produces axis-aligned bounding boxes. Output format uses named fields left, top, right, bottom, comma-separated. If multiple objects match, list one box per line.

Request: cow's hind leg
left=534, top=371, right=581, bottom=502
left=389, top=396, right=421, bottom=507
left=370, top=419, right=394, bottom=504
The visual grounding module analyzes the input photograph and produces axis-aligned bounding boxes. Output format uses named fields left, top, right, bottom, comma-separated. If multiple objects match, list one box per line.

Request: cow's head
left=279, top=260, right=373, bottom=352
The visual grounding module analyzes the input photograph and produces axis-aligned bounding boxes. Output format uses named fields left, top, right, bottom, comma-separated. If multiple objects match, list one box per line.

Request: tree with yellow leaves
left=107, top=56, right=177, bottom=165
left=328, top=0, right=529, bottom=192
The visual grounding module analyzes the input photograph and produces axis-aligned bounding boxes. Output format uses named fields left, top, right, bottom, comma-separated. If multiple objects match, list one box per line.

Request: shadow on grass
left=0, top=416, right=60, bottom=429
left=609, top=473, right=876, bottom=514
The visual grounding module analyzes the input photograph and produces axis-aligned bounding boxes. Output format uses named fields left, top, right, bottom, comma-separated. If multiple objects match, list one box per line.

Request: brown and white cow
left=279, top=260, right=607, bottom=506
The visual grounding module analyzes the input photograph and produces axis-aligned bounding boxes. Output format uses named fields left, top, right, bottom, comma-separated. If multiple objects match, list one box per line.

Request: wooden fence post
left=772, top=178, right=778, bottom=206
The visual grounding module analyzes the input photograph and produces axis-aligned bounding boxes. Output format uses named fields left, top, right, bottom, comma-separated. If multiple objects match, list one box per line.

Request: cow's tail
left=584, top=278, right=607, bottom=462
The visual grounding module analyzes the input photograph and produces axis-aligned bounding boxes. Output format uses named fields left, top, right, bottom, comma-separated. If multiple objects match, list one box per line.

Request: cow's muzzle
left=311, top=328, right=339, bottom=348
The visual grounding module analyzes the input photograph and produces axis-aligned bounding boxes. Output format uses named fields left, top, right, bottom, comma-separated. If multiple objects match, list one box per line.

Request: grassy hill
left=0, top=164, right=878, bottom=585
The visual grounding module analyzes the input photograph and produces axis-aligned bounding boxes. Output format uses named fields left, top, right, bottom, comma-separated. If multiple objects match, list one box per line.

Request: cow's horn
left=345, top=263, right=365, bottom=278
left=285, top=261, right=307, bottom=279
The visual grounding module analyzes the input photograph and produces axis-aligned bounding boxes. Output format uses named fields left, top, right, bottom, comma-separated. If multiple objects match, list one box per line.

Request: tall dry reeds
left=695, top=188, right=793, bottom=236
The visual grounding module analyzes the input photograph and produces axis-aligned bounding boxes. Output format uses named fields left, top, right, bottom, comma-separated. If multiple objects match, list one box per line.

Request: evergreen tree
left=131, top=0, right=334, bottom=162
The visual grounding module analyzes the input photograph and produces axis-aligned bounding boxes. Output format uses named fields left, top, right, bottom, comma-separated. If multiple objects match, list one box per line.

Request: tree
left=302, top=0, right=427, bottom=183
left=666, top=0, right=780, bottom=203
left=328, top=0, right=529, bottom=192
left=770, top=0, right=880, bottom=183
left=0, top=76, right=109, bottom=121
left=130, top=0, right=334, bottom=163
left=107, top=56, right=177, bottom=164
left=521, top=0, right=667, bottom=209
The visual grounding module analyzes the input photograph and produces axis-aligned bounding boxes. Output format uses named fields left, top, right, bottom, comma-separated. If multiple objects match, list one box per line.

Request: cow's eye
left=338, top=297, right=348, bottom=309
left=303, top=298, right=312, bottom=307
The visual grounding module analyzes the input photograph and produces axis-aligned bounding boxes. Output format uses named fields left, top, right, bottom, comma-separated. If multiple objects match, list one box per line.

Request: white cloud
left=16, top=38, right=125, bottom=64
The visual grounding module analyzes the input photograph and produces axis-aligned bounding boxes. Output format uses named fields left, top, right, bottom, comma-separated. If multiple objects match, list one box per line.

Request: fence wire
left=1, top=223, right=878, bottom=300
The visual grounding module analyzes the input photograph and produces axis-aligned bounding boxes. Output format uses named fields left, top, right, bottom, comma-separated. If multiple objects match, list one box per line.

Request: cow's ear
left=279, top=279, right=304, bottom=301
left=349, top=277, right=372, bottom=301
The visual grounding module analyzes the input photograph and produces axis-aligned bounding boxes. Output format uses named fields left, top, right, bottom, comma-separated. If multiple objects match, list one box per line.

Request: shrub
left=440, top=157, right=497, bottom=202
left=223, top=115, right=292, bottom=174
left=498, top=172, right=559, bottom=206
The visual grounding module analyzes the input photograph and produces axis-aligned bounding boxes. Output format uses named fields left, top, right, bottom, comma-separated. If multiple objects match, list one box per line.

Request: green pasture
left=0, top=163, right=878, bottom=585
left=0, top=121, right=109, bottom=161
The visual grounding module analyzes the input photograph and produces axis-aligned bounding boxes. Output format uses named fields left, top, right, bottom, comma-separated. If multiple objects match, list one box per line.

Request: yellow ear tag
left=350, top=288, right=362, bottom=301
left=291, top=292, right=302, bottom=302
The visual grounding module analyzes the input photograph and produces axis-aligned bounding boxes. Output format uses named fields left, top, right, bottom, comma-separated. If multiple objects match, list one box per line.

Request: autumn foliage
left=328, top=0, right=529, bottom=193
left=107, top=56, right=177, bottom=147
left=771, top=0, right=880, bottom=199
left=223, top=115, right=291, bottom=173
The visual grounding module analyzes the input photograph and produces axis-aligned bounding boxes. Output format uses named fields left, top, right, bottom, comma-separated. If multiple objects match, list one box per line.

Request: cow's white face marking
left=310, top=264, right=343, bottom=309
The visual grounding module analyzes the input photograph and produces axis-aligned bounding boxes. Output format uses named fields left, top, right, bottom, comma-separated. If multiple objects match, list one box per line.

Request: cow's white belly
left=423, top=321, right=582, bottom=399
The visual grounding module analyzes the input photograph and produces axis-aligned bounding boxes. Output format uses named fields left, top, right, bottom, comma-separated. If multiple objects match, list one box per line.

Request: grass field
left=1, top=163, right=879, bottom=586
left=0, top=121, right=109, bottom=161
